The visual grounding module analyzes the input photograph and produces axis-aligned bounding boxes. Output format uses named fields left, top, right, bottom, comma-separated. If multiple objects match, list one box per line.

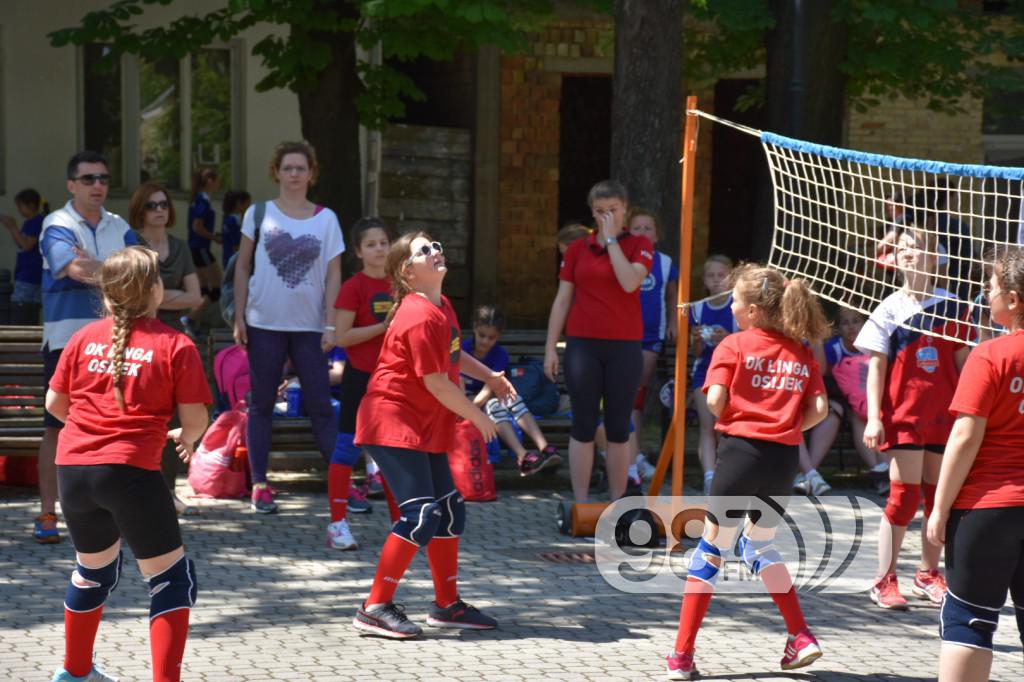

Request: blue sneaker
left=34, top=512, right=61, bottom=544
left=51, top=663, right=118, bottom=681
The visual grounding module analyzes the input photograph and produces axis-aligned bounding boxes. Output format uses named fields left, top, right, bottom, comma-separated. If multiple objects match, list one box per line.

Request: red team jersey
left=703, top=328, right=826, bottom=446
left=51, top=317, right=212, bottom=470
left=855, top=288, right=970, bottom=448
left=949, top=330, right=1024, bottom=510
left=355, top=294, right=462, bottom=453
left=334, top=271, right=394, bottom=372
left=559, top=232, right=654, bottom=340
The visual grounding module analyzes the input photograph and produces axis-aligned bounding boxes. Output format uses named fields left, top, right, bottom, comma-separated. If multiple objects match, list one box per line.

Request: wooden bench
left=0, top=325, right=45, bottom=458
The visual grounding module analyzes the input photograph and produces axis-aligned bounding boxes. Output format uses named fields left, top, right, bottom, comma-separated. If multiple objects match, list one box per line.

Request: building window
left=81, top=45, right=239, bottom=191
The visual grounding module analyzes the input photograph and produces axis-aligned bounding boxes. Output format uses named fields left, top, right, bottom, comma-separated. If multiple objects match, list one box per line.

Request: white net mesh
left=760, top=131, right=1024, bottom=344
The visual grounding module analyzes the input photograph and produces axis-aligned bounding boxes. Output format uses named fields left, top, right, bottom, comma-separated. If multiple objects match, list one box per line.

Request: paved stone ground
left=2, top=476, right=1021, bottom=681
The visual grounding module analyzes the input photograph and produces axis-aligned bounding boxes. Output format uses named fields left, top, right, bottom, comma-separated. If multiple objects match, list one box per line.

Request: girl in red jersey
left=926, top=248, right=1024, bottom=682
left=855, top=226, right=971, bottom=611
left=47, top=246, right=212, bottom=682
left=351, top=232, right=515, bottom=639
left=326, top=217, right=398, bottom=551
left=666, top=264, right=830, bottom=680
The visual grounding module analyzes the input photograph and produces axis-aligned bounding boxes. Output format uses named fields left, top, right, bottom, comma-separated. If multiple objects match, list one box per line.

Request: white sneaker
left=636, top=452, right=657, bottom=480
left=326, top=519, right=358, bottom=550
left=793, top=473, right=809, bottom=495
left=808, top=472, right=832, bottom=496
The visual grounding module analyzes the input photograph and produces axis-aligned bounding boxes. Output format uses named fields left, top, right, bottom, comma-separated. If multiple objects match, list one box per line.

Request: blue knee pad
left=433, top=490, right=466, bottom=538
left=393, top=497, right=442, bottom=546
left=738, top=533, right=784, bottom=576
left=65, top=552, right=123, bottom=613
left=331, top=432, right=361, bottom=466
left=940, top=590, right=1000, bottom=650
left=687, top=538, right=722, bottom=587
left=148, top=556, right=198, bottom=620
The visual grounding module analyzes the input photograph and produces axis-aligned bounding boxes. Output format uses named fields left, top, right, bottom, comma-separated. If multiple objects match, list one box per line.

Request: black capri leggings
left=338, top=366, right=371, bottom=434
left=563, top=336, right=643, bottom=443
left=946, top=506, right=1024, bottom=613
left=363, top=445, right=457, bottom=510
left=58, top=464, right=182, bottom=559
left=707, top=434, right=800, bottom=531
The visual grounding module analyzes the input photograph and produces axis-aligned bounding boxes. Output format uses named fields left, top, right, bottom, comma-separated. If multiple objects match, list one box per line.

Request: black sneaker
left=426, top=598, right=497, bottom=630
left=353, top=602, right=422, bottom=639
left=537, top=446, right=563, bottom=473
left=518, top=451, right=544, bottom=476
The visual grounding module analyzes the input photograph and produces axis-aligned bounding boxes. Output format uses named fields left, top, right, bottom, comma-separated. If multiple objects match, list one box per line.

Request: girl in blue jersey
left=688, top=254, right=737, bottom=494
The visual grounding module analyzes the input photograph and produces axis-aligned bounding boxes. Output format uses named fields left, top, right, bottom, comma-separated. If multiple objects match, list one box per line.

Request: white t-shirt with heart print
left=241, top=200, right=345, bottom=332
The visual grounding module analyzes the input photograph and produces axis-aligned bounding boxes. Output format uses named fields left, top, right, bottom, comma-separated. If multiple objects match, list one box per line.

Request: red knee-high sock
left=150, top=608, right=190, bottom=682
left=382, top=478, right=400, bottom=524
left=760, top=564, right=807, bottom=634
left=674, top=579, right=714, bottom=655
left=366, top=533, right=420, bottom=606
left=64, top=607, right=104, bottom=677
left=427, top=537, right=460, bottom=607
left=327, top=463, right=352, bottom=523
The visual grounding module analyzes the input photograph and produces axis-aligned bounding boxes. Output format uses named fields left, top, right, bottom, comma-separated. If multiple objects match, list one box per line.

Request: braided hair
left=97, top=246, right=161, bottom=412
left=383, top=231, right=431, bottom=327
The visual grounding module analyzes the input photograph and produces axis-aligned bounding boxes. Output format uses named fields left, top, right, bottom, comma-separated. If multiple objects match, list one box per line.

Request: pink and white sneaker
left=665, top=650, right=697, bottom=680
left=780, top=627, right=822, bottom=670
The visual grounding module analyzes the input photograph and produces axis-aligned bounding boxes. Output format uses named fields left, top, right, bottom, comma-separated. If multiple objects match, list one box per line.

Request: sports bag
left=188, top=409, right=249, bottom=498
left=213, top=345, right=251, bottom=410
left=507, top=357, right=560, bottom=418
left=448, top=419, right=497, bottom=502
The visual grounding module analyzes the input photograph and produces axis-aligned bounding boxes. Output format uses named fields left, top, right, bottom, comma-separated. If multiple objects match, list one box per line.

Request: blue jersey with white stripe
left=639, top=251, right=678, bottom=344
left=688, top=295, right=738, bottom=389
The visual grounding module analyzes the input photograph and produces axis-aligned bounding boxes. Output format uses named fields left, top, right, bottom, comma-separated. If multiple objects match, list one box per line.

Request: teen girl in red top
left=544, top=179, right=653, bottom=503
left=855, top=225, right=971, bottom=610
left=666, top=264, right=830, bottom=680
left=327, top=217, right=398, bottom=551
left=926, top=248, right=1024, bottom=682
left=47, top=246, right=211, bottom=682
left=351, top=232, right=515, bottom=639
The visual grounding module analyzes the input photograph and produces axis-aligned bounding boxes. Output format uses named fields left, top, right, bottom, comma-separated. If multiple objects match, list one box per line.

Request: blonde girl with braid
left=351, top=232, right=515, bottom=638
left=46, top=246, right=212, bottom=682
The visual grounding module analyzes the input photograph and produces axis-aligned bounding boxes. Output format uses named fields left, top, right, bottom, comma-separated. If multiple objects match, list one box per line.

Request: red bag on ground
left=188, top=409, right=249, bottom=498
left=214, top=345, right=251, bottom=408
left=448, top=419, right=497, bottom=502
left=0, top=456, right=39, bottom=487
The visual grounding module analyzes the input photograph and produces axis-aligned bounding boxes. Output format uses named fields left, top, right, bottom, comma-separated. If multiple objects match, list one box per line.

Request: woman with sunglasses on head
left=352, top=233, right=514, bottom=639
left=232, top=141, right=344, bottom=515
left=129, top=182, right=203, bottom=516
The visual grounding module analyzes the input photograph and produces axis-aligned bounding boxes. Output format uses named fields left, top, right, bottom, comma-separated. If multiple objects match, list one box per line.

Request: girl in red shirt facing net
left=351, top=232, right=516, bottom=640
left=927, top=248, right=1024, bottom=682
left=46, top=246, right=212, bottom=682
left=666, top=264, right=830, bottom=680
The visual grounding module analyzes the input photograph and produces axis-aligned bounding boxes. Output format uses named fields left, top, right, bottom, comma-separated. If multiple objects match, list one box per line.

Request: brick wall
left=847, top=95, right=984, bottom=164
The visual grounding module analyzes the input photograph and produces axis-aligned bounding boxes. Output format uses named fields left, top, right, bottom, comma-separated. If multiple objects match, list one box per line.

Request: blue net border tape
left=761, top=131, right=1024, bottom=181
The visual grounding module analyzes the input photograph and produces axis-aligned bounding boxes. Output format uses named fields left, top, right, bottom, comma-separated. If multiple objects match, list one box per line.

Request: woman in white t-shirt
left=232, top=141, right=345, bottom=514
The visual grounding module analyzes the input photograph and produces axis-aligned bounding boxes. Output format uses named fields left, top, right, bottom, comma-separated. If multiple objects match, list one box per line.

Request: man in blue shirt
left=33, top=151, right=138, bottom=544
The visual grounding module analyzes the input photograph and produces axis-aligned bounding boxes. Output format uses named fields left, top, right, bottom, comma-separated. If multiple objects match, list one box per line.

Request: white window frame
left=77, top=41, right=245, bottom=195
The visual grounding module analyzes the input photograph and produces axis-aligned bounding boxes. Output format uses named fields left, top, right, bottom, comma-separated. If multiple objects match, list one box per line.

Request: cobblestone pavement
left=2, top=478, right=1021, bottom=681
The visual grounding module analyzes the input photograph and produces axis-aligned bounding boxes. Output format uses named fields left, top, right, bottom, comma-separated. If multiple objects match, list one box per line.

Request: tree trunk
left=752, top=0, right=847, bottom=259
left=295, top=21, right=363, bottom=270
left=610, top=0, right=684, bottom=257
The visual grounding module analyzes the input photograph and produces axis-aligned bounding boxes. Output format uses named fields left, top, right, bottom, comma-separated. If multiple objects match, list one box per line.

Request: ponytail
left=781, top=279, right=830, bottom=342
left=732, top=263, right=829, bottom=342
left=109, top=308, right=134, bottom=412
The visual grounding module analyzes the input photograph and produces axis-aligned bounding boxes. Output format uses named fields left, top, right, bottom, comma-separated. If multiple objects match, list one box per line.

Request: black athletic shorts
left=945, top=506, right=1024, bottom=617
left=58, top=464, right=182, bottom=559
left=190, top=246, right=216, bottom=268
left=42, top=344, right=65, bottom=429
left=887, top=443, right=946, bottom=454
left=338, top=365, right=371, bottom=434
left=707, top=434, right=800, bottom=530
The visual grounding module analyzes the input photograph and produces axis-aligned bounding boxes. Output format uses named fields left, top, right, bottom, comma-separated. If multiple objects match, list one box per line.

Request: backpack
left=214, top=345, right=251, bottom=411
left=507, top=356, right=560, bottom=418
left=221, top=201, right=266, bottom=325
left=449, top=419, right=497, bottom=502
left=188, top=409, right=249, bottom=498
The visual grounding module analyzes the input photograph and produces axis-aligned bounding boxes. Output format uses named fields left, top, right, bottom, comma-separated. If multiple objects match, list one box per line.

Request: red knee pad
left=884, top=481, right=921, bottom=527
left=634, top=385, right=649, bottom=412
left=922, top=483, right=937, bottom=518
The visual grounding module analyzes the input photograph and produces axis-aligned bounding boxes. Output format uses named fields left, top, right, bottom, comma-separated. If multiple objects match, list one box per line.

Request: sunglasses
left=145, top=200, right=170, bottom=211
left=73, top=173, right=111, bottom=186
left=407, top=241, right=444, bottom=265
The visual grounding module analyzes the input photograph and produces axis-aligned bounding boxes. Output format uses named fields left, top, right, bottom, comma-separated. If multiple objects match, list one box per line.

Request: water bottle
left=231, top=446, right=248, bottom=472
left=286, top=380, right=302, bottom=417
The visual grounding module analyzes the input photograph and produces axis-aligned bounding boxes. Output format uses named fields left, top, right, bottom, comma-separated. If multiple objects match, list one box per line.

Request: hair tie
left=783, top=278, right=791, bottom=289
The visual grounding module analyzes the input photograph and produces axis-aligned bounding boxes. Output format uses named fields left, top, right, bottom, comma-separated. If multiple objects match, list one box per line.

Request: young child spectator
left=794, top=308, right=889, bottom=496
left=0, top=188, right=48, bottom=324
left=688, top=254, right=737, bottom=495
left=463, top=305, right=562, bottom=476
left=856, top=225, right=971, bottom=611
left=46, top=246, right=211, bottom=682
left=626, top=208, right=678, bottom=482
left=557, top=222, right=592, bottom=256
left=221, top=190, right=251, bottom=269
left=185, top=168, right=222, bottom=337
left=666, top=264, right=830, bottom=680
left=926, top=247, right=1024, bottom=682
